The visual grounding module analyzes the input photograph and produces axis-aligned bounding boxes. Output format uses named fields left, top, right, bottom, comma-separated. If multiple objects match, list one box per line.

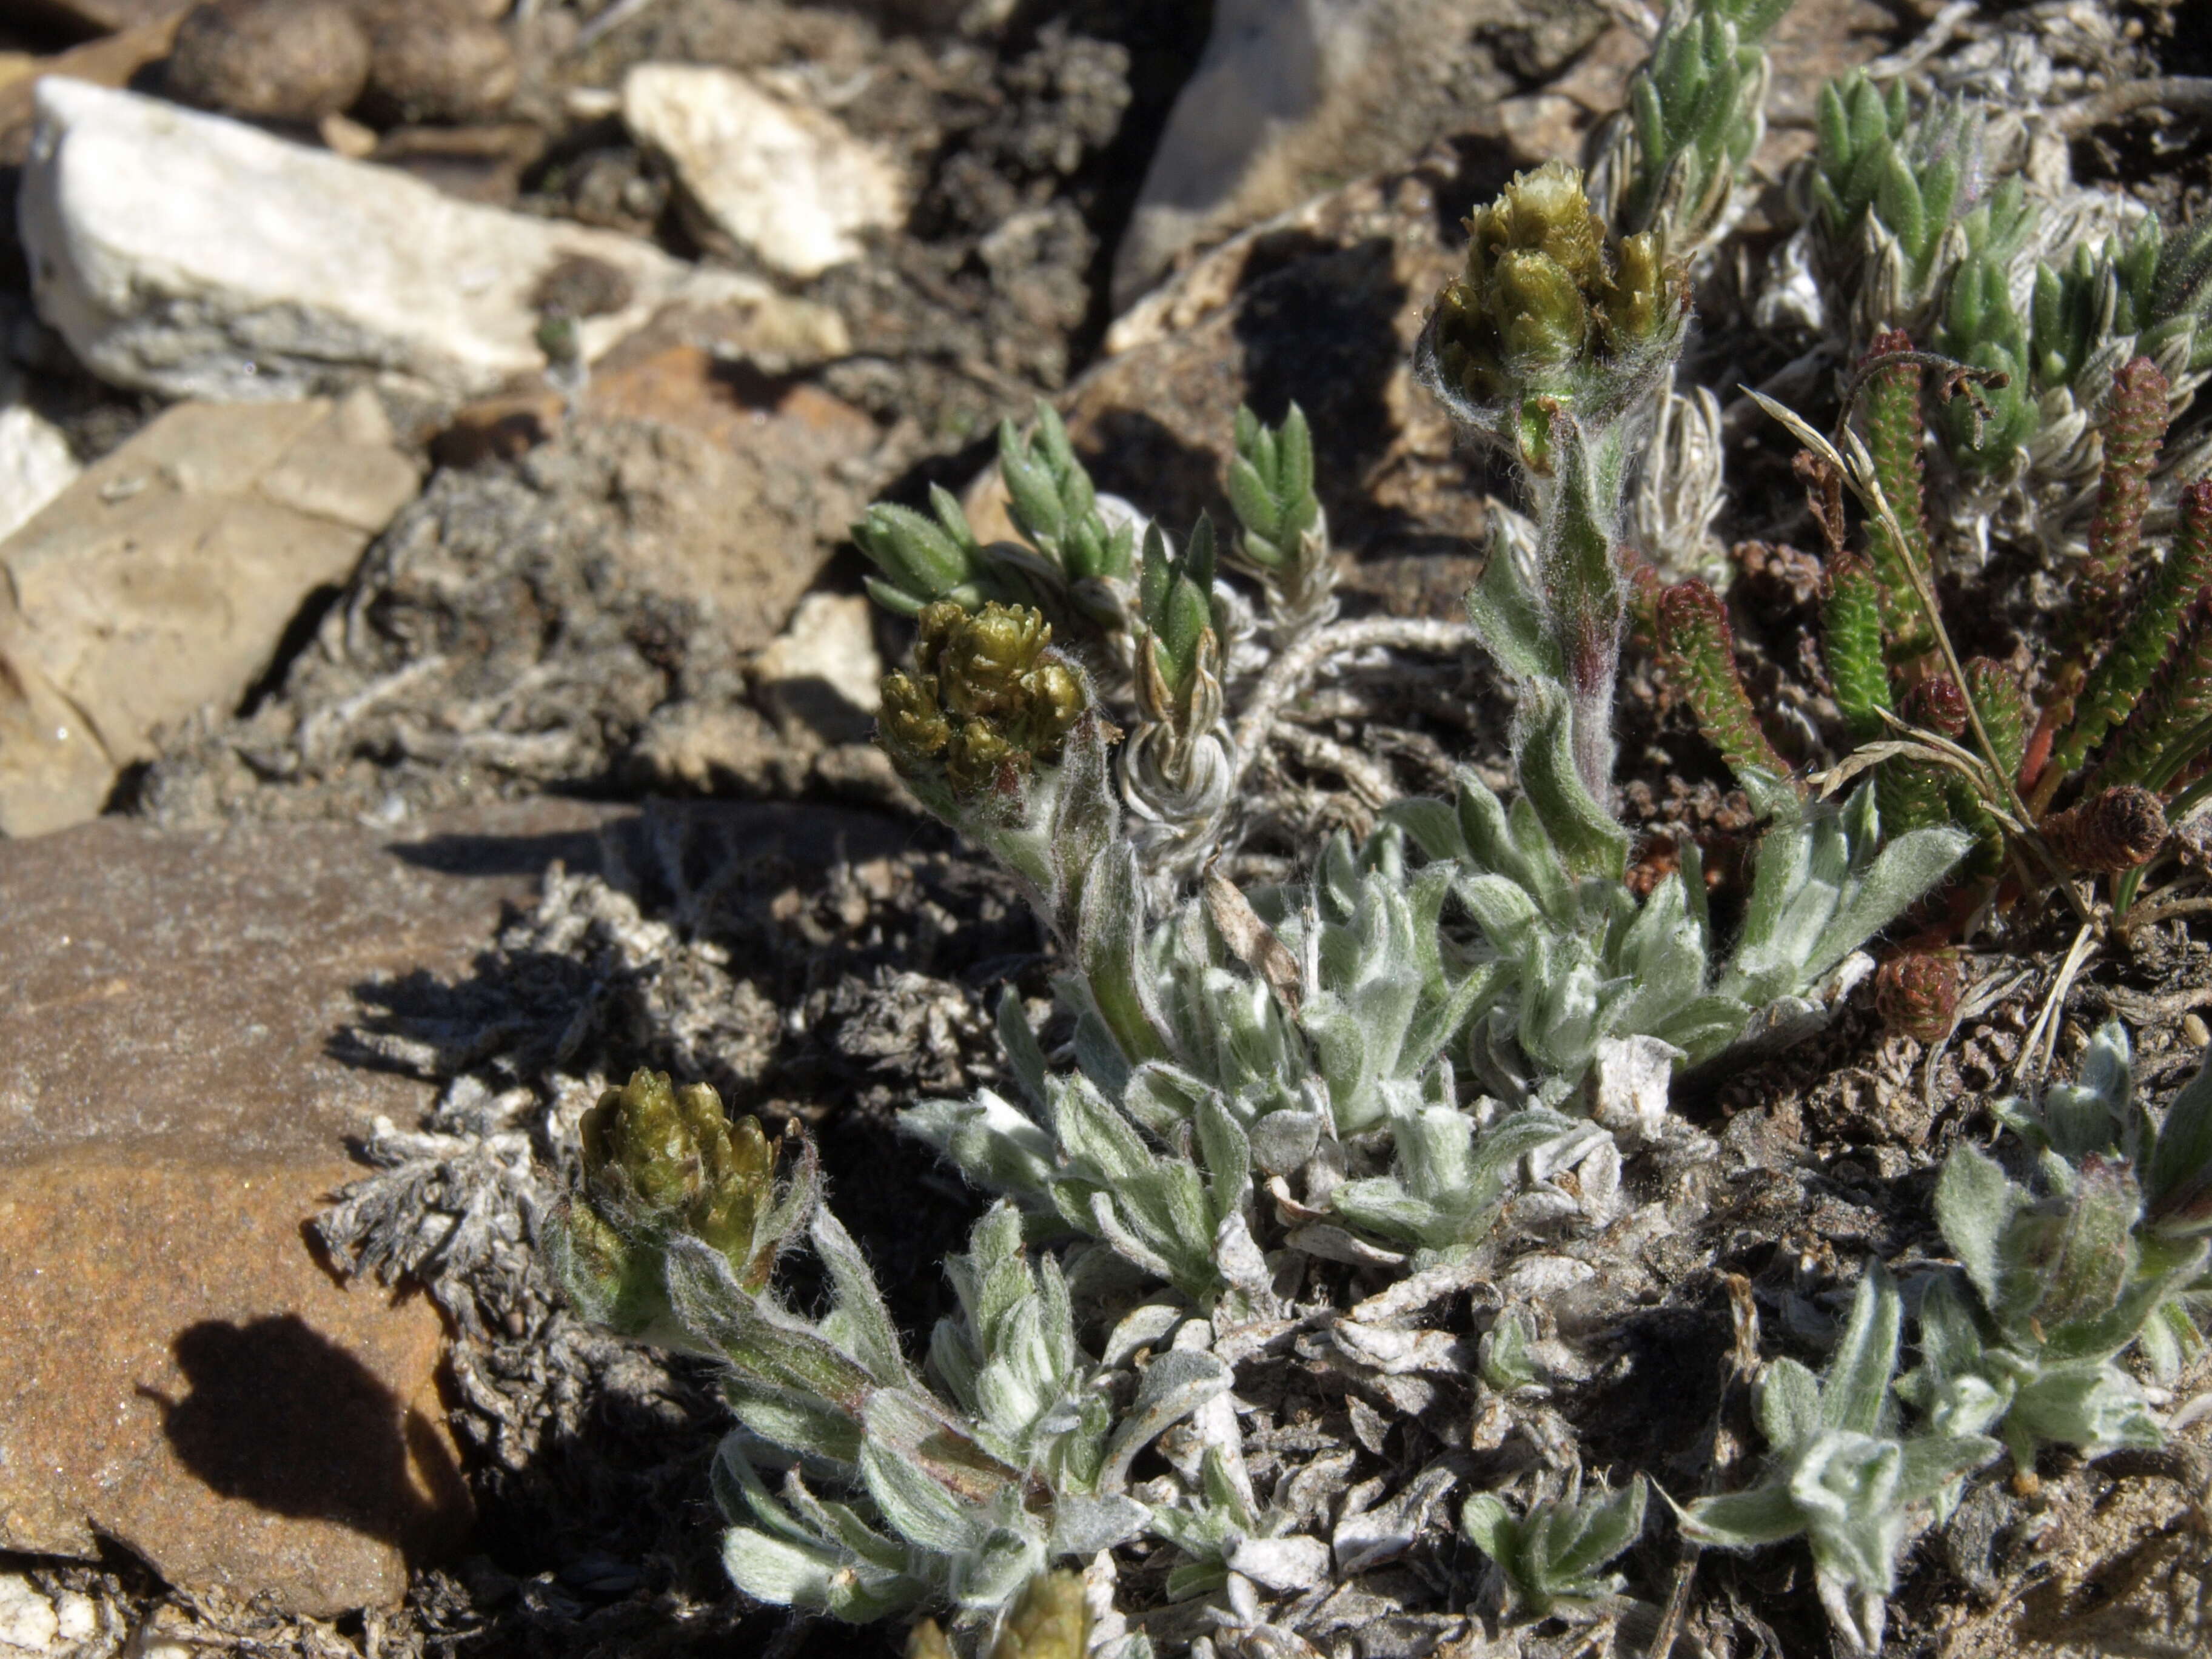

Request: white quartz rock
left=19, top=78, right=848, bottom=401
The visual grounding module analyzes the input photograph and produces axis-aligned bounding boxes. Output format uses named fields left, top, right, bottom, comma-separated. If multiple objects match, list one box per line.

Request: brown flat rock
left=0, top=798, right=631, bottom=1611
left=0, top=1148, right=467, bottom=1614
left=0, top=800, right=619, bottom=1159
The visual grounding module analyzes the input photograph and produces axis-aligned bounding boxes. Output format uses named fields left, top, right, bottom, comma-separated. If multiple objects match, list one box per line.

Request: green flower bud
left=1495, top=249, right=1592, bottom=372
left=1420, top=163, right=1687, bottom=469
left=580, top=1069, right=776, bottom=1262
left=556, top=1070, right=811, bottom=1341
left=877, top=602, right=1088, bottom=802
left=880, top=669, right=956, bottom=771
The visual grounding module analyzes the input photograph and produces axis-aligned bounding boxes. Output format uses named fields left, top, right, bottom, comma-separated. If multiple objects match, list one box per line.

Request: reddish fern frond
left=2041, top=785, right=2169, bottom=873
left=2048, top=480, right=2212, bottom=783
left=1654, top=580, right=1800, bottom=797
left=1860, top=329, right=1936, bottom=659
left=2073, top=357, right=2171, bottom=652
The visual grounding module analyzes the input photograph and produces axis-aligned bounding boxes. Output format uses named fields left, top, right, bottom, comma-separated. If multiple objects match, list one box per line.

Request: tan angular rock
left=0, top=401, right=78, bottom=545
left=620, top=62, right=907, bottom=280
left=0, top=390, right=420, bottom=837
left=0, top=800, right=623, bottom=1614
left=754, top=592, right=882, bottom=744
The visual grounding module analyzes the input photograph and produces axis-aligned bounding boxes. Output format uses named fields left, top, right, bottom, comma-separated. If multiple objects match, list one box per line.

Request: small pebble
left=355, top=0, right=519, bottom=125
left=167, top=0, right=372, bottom=123
left=317, top=110, right=379, bottom=158
left=2184, top=1011, right=2209, bottom=1048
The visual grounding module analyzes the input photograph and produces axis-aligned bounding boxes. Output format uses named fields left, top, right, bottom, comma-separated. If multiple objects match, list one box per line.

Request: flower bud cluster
left=879, top=602, right=1088, bottom=798
left=1422, top=162, right=1687, bottom=470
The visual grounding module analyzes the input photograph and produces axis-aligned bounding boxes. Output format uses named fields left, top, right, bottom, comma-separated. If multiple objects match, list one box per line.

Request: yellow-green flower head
left=877, top=602, right=1087, bottom=796
left=1421, top=162, right=1687, bottom=466
left=907, top=1571, right=1088, bottom=1659
left=580, top=1068, right=780, bottom=1288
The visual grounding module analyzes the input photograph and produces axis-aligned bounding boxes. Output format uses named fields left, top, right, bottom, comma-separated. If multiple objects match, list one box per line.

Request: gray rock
left=1109, top=0, right=1605, bottom=311
left=165, top=0, right=371, bottom=124
left=19, top=79, right=850, bottom=401
left=0, top=390, right=420, bottom=836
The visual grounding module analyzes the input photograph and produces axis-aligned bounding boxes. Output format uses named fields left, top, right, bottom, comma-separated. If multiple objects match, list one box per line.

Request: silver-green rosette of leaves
left=1121, top=517, right=1238, bottom=891
left=2013, top=213, right=2212, bottom=519
left=1225, top=403, right=1337, bottom=647
left=1460, top=1468, right=1648, bottom=1623
left=854, top=405, right=1142, bottom=665
left=1803, top=80, right=2034, bottom=354
left=1677, top=1265, right=2002, bottom=1655
left=1900, top=1021, right=2212, bottom=1470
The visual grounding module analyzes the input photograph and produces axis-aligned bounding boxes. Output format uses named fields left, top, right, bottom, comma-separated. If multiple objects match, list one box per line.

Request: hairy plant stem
left=1537, top=416, right=1632, bottom=800
left=1232, top=618, right=1483, bottom=788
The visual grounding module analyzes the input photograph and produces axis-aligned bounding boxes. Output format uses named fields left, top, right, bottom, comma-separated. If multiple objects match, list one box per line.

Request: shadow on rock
left=141, top=1313, right=473, bottom=1564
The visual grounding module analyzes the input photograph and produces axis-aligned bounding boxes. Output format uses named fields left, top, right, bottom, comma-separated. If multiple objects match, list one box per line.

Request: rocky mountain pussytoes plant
left=555, top=1074, right=1233, bottom=1647
left=1677, top=1265, right=2002, bottom=1655
left=546, top=165, right=1981, bottom=1659
left=1460, top=1469, right=1648, bottom=1621
left=1905, top=1019, right=2212, bottom=1466
left=535, top=13, right=2212, bottom=1655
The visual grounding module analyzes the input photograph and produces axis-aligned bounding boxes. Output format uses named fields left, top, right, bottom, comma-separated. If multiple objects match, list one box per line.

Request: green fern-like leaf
left=2074, top=357, right=2172, bottom=654
left=1655, top=579, right=1800, bottom=797
left=1823, top=554, right=1894, bottom=744
left=2050, top=480, right=2212, bottom=782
